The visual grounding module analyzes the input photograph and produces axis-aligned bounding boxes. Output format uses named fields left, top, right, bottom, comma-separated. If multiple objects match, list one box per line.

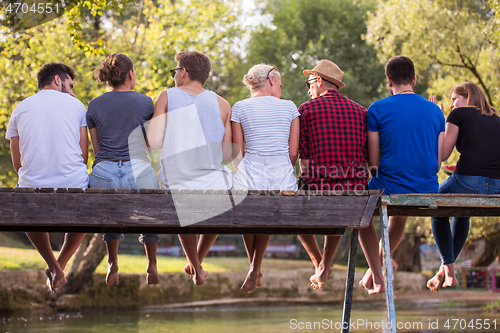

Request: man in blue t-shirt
left=358, top=56, right=445, bottom=295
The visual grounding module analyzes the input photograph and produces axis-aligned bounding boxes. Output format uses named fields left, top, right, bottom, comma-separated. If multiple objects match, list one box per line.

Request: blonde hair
left=243, top=64, right=281, bottom=92
left=451, top=82, right=498, bottom=116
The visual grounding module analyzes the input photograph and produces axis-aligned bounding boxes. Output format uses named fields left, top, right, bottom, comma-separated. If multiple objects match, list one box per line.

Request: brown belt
left=112, top=159, right=130, bottom=162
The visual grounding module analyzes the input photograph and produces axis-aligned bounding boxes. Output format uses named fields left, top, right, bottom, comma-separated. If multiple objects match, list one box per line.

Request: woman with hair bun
left=427, top=82, right=500, bottom=291
left=87, top=53, right=160, bottom=286
left=231, top=64, right=300, bottom=293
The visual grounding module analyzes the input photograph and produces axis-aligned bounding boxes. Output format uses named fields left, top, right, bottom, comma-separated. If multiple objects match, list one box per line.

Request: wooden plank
left=379, top=194, right=500, bottom=217
left=0, top=189, right=379, bottom=233
left=360, top=194, right=380, bottom=227
left=382, top=194, right=500, bottom=208
left=383, top=207, right=500, bottom=217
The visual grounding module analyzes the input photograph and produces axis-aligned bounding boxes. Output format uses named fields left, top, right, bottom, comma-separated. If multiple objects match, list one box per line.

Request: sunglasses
left=305, top=77, right=319, bottom=89
left=267, top=66, right=277, bottom=80
left=170, top=67, right=188, bottom=79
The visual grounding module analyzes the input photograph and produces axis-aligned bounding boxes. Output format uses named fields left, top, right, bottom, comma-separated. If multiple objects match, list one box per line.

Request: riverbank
left=0, top=267, right=428, bottom=312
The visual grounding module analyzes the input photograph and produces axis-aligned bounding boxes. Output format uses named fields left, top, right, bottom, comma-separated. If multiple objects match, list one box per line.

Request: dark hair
left=93, top=53, right=134, bottom=88
left=385, top=56, right=415, bottom=85
left=175, top=51, right=211, bottom=85
left=37, top=62, right=76, bottom=90
left=451, top=82, right=498, bottom=116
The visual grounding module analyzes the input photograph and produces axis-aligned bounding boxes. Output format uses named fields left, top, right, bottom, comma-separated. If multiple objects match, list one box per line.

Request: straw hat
left=303, top=60, right=345, bottom=89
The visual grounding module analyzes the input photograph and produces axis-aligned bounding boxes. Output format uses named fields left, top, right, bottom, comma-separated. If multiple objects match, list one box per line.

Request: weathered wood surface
left=0, top=188, right=381, bottom=234
left=380, top=193, right=500, bottom=217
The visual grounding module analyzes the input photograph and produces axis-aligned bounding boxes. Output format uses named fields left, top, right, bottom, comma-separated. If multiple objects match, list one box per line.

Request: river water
left=2, top=301, right=500, bottom=333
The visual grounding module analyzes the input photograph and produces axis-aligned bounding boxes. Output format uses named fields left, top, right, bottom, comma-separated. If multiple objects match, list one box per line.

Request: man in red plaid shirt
left=297, top=59, right=368, bottom=289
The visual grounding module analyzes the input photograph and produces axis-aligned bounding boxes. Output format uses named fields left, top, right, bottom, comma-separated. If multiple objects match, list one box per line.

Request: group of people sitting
left=6, top=50, right=500, bottom=296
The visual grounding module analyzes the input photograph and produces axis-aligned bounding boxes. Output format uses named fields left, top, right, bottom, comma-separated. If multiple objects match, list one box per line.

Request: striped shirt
left=231, top=96, right=299, bottom=156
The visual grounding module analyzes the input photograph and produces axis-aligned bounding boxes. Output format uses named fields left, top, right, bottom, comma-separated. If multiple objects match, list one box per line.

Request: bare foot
left=45, top=267, right=66, bottom=293
left=191, top=267, right=208, bottom=285
left=106, top=262, right=119, bottom=286
left=184, top=263, right=193, bottom=276
left=359, top=268, right=373, bottom=291
left=443, top=275, right=458, bottom=288
left=366, top=282, right=385, bottom=295
left=359, top=269, right=385, bottom=295
left=256, top=271, right=264, bottom=288
left=184, top=263, right=208, bottom=285
left=427, top=270, right=445, bottom=292
left=241, top=269, right=260, bottom=293
left=146, top=264, right=160, bottom=285
left=442, top=263, right=458, bottom=288
left=310, top=266, right=333, bottom=289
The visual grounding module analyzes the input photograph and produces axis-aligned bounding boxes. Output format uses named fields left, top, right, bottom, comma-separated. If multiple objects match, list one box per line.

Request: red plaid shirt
left=299, top=89, right=368, bottom=191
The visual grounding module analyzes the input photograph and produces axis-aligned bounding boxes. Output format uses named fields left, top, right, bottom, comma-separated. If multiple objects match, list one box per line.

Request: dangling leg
left=179, top=234, right=209, bottom=285
left=241, top=234, right=270, bottom=293
left=105, top=239, right=120, bottom=285
left=183, top=234, right=218, bottom=276
left=25, top=232, right=65, bottom=293
left=139, top=234, right=160, bottom=285
left=442, top=217, right=469, bottom=288
left=358, top=217, right=384, bottom=294
left=310, top=235, right=341, bottom=289
left=298, top=235, right=322, bottom=270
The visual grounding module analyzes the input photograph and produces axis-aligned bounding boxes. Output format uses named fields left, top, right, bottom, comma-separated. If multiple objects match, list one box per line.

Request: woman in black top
left=427, top=82, right=500, bottom=291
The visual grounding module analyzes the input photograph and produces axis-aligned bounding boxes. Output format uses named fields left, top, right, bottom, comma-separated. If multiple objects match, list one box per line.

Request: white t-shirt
left=231, top=96, right=299, bottom=156
left=5, top=90, right=89, bottom=188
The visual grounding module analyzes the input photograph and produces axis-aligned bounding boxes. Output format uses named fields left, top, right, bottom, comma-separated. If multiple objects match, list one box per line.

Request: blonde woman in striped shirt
left=231, top=64, right=300, bottom=292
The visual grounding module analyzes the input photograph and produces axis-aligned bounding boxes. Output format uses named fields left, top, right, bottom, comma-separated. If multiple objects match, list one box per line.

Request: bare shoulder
left=153, top=89, right=169, bottom=117
left=155, top=89, right=168, bottom=102
left=216, top=94, right=231, bottom=117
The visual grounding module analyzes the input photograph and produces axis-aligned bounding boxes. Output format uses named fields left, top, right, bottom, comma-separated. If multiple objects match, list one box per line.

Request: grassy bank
left=0, top=246, right=348, bottom=274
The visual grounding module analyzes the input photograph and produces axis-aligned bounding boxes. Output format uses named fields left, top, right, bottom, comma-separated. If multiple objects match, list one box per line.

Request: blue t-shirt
left=367, top=94, right=445, bottom=194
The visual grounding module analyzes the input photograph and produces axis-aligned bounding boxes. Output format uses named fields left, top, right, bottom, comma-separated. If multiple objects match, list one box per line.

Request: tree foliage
left=366, top=0, right=500, bottom=107
left=245, top=0, right=386, bottom=108
left=0, top=0, right=242, bottom=186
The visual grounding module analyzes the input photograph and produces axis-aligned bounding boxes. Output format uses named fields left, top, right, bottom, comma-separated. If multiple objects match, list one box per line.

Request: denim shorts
left=89, top=159, right=160, bottom=244
left=438, top=173, right=500, bottom=195
left=89, top=159, right=158, bottom=189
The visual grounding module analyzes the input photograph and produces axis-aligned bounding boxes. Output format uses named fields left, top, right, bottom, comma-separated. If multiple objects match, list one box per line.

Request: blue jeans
left=431, top=173, right=500, bottom=264
left=89, top=159, right=160, bottom=244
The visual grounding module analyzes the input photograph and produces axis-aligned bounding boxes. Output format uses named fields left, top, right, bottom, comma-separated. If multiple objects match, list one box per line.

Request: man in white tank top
left=6, top=63, right=89, bottom=292
left=149, top=51, right=232, bottom=285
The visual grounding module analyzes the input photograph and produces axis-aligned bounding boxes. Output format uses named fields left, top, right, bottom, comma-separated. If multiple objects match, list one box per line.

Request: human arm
left=298, top=106, right=310, bottom=175
left=441, top=123, right=459, bottom=162
left=288, top=117, right=300, bottom=166
left=231, top=121, right=244, bottom=169
left=9, top=136, right=21, bottom=173
left=89, top=127, right=99, bottom=157
left=147, top=90, right=168, bottom=151
left=217, top=95, right=233, bottom=163
left=80, top=126, right=89, bottom=165
left=299, top=158, right=309, bottom=174
left=367, top=130, right=380, bottom=177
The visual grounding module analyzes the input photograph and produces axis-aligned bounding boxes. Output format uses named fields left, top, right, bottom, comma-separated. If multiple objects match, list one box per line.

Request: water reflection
left=2, top=302, right=500, bottom=333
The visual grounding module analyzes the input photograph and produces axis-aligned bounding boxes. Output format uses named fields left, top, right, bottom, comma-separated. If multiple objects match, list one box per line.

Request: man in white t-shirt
left=6, top=62, right=89, bottom=293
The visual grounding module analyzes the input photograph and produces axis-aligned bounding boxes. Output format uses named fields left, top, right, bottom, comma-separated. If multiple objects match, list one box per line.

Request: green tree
left=245, top=0, right=386, bottom=108
left=0, top=0, right=243, bottom=183
left=366, top=0, right=500, bottom=106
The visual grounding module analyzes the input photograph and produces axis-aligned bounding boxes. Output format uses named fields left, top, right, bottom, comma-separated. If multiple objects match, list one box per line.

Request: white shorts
left=232, top=153, right=297, bottom=191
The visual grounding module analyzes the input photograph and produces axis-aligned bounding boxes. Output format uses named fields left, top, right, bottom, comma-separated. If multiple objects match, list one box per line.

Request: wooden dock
left=0, top=187, right=381, bottom=333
